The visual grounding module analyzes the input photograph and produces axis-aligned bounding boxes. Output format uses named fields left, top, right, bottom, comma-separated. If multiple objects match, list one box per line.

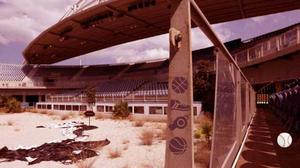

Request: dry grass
left=140, top=163, right=153, bottom=168
left=156, top=128, right=166, bottom=140
left=76, top=158, right=97, bottom=168
left=0, top=120, right=15, bottom=126
left=7, top=120, right=14, bottom=126
left=122, top=139, right=130, bottom=144
left=133, top=120, right=145, bottom=127
left=108, top=148, right=122, bottom=159
left=140, top=129, right=154, bottom=145
left=26, top=108, right=38, bottom=113
left=39, top=110, right=48, bottom=115
left=46, top=111, right=56, bottom=116
left=60, top=113, right=70, bottom=120
left=95, top=113, right=103, bottom=120
left=123, top=145, right=128, bottom=151
left=51, top=116, right=60, bottom=120
left=127, top=114, right=134, bottom=122
left=14, top=128, right=20, bottom=132
left=194, top=141, right=211, bottom=168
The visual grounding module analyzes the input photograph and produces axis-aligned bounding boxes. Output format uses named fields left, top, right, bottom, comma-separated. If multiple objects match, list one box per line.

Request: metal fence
left=210, top=51, right=256, bottom=168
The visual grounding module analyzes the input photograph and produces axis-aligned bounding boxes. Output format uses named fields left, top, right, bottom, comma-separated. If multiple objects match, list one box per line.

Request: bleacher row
left=134, top=81, right=168, bottom=96
left=47, top=79, right=168, bottom=102
left=269, top=85, right=300, bottom=132
left=96, top=79, right=146, bottom=97
left=0, top=64, right=26, bottom=81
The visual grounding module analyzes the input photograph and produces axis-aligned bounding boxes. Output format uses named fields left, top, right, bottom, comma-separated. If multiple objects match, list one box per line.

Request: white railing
left=0, top=80, right=87, bottom=89
left=60, top=0, right=109, bottom=20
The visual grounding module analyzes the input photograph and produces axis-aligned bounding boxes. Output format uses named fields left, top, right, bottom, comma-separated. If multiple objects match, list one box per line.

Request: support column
left=22, top=95, right=26, bottom=103
left=165, top=0, right=194, bottom=167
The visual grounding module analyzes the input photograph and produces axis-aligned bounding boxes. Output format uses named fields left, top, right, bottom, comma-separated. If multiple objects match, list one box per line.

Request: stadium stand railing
left=269, top=85, right=300, bottom=132
left=233, top=24, right=300, bottom=67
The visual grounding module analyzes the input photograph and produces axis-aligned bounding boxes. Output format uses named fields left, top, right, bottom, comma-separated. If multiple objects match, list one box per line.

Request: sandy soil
left=0, top=112, right=166, bottom=168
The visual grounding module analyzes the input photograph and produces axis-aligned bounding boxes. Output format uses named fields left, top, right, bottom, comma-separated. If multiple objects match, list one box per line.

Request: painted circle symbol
left=277, top=132, right=292, bottom=148
left=176, top=117, right=186, bottom=128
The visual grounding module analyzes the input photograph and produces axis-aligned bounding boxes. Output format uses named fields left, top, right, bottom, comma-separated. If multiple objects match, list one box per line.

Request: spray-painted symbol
left=170, top=99, right=190, bottom=111
left=169, top=137, right=187, bottom=155
left=172, top=77, right=188, bottom=94
left=169, top=115, right=189, bottom=130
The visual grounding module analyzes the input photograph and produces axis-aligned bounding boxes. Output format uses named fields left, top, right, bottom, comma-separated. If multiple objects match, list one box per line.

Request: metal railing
left=60, top=0, right=109, bottom=20
left=234, top=26, right=300, bottom=66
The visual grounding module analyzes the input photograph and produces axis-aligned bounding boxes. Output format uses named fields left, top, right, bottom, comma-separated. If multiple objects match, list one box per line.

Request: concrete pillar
left=22, top=95, right=26, bottom=103
left=165, top=0, right=194, bottom=167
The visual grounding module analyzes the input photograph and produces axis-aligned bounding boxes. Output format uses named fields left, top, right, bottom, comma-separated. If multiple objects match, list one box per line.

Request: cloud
left=1, top=1, right=299, bottom=65
left=58, top=22, right=235, bottom=65
left=0, top=0, right=73, bottom=44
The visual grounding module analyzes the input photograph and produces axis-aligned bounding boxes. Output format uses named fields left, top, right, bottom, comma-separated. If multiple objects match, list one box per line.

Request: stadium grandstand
left=0, top=23, right=299, bottom=111
left=0, top=0, right=300, bottom=166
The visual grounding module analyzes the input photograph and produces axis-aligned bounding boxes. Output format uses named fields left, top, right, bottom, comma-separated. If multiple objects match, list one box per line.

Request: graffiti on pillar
left=169, top=115, right=189, bottom=130
left=172, top=77, right=188, bottom=94
left=170, top=99, right=190, bottom=111
left=169, top=137, right=187, bottom=155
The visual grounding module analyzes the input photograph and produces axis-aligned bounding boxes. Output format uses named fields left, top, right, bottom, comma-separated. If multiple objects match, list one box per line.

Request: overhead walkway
left=234, top=23, right=300, bottom=68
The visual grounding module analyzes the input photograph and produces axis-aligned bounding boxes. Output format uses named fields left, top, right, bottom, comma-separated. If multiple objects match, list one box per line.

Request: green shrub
left=0, top=96, right=21, bottom=113
left=194, top=129, right=202, bottom=139
left=113, top=101, right=129, bottom=119
left=201, top=121, right=213, bottom=145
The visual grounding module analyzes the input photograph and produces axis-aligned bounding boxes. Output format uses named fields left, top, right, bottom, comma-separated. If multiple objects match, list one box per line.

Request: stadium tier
left=0, top=64, right=26, bottom=82
left=0, top=23, right=299, bottom=112
left=22, top=0, right=300, bottom=64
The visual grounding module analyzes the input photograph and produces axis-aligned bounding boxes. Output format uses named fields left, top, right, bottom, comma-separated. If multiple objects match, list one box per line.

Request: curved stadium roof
left=23, top=0, right=300, bottom=64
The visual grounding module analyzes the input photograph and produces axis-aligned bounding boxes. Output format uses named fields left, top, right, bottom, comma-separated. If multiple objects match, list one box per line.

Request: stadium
left=0, top=0, right=300, bottom=168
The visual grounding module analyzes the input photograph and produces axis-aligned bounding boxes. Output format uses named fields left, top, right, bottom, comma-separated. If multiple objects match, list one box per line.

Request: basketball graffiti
left=169, top=115, right=189, bottom=130
left=172, top=77, right=188, bottom=93
left=169, top=137, right=187, bottom=155
left=170, top=99, right=190, bottom=111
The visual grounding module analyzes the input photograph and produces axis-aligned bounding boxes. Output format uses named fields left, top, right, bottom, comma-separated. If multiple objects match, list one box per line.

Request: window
left=37, top=105, right=42, bottom=109
left=97, top=105, right=105, bottom=112
left=149, top=106, right=163, bottom=115
left=47, top=105, right=52, bottom=110
left=66, top=105, right=72, bottom=111
left=42, top=104, right=46, bottom=109
left=134, top=106, right=144, bottom=114
left=164, top=107, right=168, bottom=115
left=54, top=105, right=59, bottom=110
left=105, top=106, right=113, bottom=112
left=60, top=105, right=65, bottom=110
left=80, top=105, right=87, bottom=111
left=73, top=105, right=79, bottom=111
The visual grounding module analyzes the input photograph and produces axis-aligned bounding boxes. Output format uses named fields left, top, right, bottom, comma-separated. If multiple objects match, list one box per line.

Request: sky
left=0, top=0, right=299, bottom=65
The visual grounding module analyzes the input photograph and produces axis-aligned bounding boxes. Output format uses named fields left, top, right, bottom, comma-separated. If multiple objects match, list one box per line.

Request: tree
left=193, top=61, right=215, bottom=113
left=113, top=101, right=130, bottom=119
left=0, top=96, right=21, bottom=113
left=85, top=88, right=96, bottom=111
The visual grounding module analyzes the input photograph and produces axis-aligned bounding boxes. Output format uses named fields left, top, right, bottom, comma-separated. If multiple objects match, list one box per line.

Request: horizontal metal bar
left=190, top=0, right=252, bottom=85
